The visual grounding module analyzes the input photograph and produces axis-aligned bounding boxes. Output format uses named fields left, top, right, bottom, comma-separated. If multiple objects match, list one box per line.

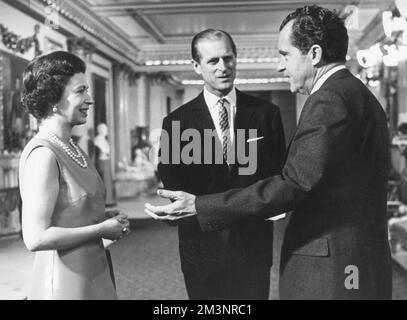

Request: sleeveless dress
left=19, top=136, right=117, bottom=300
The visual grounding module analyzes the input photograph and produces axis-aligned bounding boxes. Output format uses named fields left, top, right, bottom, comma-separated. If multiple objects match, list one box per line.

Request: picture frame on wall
left=0, top=50, right=32, bottom=153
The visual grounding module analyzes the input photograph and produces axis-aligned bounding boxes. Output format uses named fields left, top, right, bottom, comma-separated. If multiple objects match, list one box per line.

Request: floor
left=1, top=194, right=407, bottom=300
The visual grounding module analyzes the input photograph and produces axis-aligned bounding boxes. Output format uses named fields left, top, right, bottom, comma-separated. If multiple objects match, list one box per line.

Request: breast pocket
left=243, top=137, right=274, bottom=176
left=291, top=238, right=330, bottom=257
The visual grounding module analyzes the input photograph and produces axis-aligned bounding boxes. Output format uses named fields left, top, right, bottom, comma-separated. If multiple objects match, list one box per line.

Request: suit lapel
left=232, top=90, right=256, bottom=173
left=190, top=90, right=258, bottom=175
left=191, top=92, right=227, bottom=177
left=190, top=92, right=216, bottom=132
left=235, top=90, right=255, bottom=131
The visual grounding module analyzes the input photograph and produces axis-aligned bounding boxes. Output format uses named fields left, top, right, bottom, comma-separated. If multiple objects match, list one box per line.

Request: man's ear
left=309, top=45, right=322, bottom=66
left=192, top=60, right=202, bottom=75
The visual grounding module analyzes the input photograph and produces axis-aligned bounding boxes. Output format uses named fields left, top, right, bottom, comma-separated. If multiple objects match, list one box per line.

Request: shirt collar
left=203, top=87, right=236, bottom=109
left=310, top=64, right=346, bottom=95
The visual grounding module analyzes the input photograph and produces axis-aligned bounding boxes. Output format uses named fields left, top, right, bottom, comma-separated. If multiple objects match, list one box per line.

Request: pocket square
left=247, top=136, right=264, bottom=143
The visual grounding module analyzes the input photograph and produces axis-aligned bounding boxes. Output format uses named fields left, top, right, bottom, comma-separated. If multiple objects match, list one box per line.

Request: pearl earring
left=52, top=106, right=58, bottom=113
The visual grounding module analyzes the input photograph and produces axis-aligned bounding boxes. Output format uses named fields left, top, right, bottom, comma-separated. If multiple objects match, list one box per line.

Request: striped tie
left=218, top=98, right=230, bottom=163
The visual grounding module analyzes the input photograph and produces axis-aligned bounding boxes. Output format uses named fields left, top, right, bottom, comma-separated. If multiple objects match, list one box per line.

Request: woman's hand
left=100, top=213, right=131, bottom=240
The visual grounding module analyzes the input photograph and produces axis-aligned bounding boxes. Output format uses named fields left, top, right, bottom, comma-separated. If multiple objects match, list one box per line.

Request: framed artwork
left=0, top=187, right=21, bottom=237
left=0, top=50, right=30, bottom=153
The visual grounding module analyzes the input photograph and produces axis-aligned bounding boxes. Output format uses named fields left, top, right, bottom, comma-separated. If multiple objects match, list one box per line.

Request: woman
left=19, top=51, right=130, bottom=300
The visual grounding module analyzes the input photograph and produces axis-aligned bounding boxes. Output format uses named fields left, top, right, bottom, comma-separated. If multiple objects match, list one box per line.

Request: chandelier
left=357, top=2, right=407, bottom=69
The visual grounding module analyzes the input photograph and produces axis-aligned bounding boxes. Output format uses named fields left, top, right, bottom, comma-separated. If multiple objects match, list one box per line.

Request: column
left=398, top=58, right=407, bottom=121
left=148, top=72, right=180, bottom=131
left=0, top=54, right=4, bottom=151
left=136, top=73, right=150, bottom=127
left=113, top=63, right=131, bottom=167
left=384, top=66, right=399, bottom=136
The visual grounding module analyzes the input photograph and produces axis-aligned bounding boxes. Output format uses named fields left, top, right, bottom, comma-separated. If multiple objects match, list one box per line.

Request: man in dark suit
left=146, top=6, right=392, bottom=300
left=157, top=29, right=286, bottom=300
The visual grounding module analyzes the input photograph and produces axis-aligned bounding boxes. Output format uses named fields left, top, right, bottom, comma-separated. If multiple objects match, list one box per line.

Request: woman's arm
left=21, top=147, right=127, bottom=251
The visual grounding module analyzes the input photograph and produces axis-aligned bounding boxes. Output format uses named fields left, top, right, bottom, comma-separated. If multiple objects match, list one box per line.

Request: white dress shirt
left=203, top=87, right=237, bottom=144
left=310, top=64, right=347, bottom=95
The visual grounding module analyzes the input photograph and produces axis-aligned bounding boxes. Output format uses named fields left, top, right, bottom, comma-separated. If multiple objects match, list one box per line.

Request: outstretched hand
left=145, top=189, right=197, bottom=222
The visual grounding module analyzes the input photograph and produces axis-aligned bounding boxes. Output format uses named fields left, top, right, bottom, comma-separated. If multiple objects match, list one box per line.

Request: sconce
left=383, top=11, right=393, bottom=37
left=356, top=43, right=383, bottom=68
left=380, top=4, right=407, bottom=66
left=343, top=5, right=359, bottom=30
left=382, top=7, right=407, bottom=38
left=396, top=0, right=407, bottom=18
left=358, top=5, right=407, bottom=69
left=382, top=44, right=407, bottom=67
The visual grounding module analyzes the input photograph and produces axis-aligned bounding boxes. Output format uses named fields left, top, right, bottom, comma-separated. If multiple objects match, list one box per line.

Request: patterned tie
left=218, top=98, right=230, bottom=164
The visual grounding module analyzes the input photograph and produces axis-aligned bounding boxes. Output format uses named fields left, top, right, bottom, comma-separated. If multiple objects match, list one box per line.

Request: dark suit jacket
left=158, top=90, right=285, bottom=280
left=196, top=69, right=392, bottom=299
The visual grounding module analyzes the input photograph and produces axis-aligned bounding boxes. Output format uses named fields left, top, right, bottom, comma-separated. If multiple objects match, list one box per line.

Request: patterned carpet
left=110, top=219, right=188, bottom=300
left=109, top=217, right=407, bottom=300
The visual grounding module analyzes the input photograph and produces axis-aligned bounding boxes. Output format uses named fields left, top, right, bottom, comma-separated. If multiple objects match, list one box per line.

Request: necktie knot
left=218, top=98, right=229, bottom=110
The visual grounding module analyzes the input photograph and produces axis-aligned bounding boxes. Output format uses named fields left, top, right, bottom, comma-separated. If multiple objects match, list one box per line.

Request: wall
left=149, top=82, right=183, bottom=132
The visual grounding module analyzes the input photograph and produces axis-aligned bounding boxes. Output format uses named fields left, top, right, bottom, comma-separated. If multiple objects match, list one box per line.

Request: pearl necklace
left=48, top=133, right=88, bottom=168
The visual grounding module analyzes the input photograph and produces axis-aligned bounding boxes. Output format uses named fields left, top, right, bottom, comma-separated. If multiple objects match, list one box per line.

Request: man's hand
left=145, top=189, right=197, bottom=221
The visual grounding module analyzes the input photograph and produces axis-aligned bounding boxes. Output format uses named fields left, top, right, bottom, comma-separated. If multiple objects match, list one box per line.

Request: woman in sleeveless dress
left=19, top=51, right=130, bottom=300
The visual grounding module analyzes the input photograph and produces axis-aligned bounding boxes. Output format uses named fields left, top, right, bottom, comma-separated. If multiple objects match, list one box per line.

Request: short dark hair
left=21, top=51, right=86, bottom=119
left=191, top=29, right=237, bottom=63
left=280, top=5, right=348, bottom=63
